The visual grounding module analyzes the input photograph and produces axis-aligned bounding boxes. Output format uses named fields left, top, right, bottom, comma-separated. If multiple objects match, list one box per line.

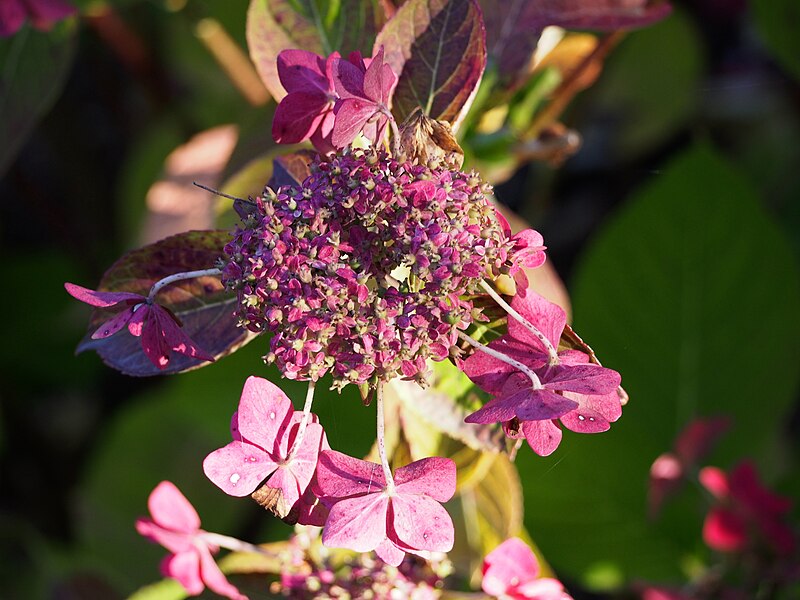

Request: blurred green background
left=1, top=0, right=799, bottom=598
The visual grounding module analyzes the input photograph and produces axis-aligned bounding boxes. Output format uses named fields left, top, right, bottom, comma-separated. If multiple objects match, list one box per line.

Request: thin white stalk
left=148, top=268, right=223, bottom=301
left=376, top=383, right=396, bottom=494
left=199, top=531, right=271, bottom=555
left=479, top=279, right=559, bottom=365
left=285, top=382, right=316, bottom=463
left=457, top=330, right=543, bottom=390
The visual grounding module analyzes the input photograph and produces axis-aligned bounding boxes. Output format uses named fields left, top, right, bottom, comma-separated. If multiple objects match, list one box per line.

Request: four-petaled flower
left=314, top=450, right=456, bottom=566
left=0, top=0, right=75, bottom=37
left=464, top=291, right=622, bottom=455
left=64, top=282, right=214, bottom=370
left=699, top=461, right=796, bottom=555
left=482, top=537, right=572, bottom=599
left=203, top=376, right=326, bottom=513
left=135, top=481, right=247, bottom=600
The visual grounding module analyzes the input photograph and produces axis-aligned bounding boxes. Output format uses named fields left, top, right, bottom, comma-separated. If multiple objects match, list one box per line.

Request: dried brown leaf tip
left=398, top=108, right=464, bottom=169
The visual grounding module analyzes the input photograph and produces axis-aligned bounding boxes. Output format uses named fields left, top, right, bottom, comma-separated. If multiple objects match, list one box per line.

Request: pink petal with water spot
left=391, top=494, right=454, bottom=553
left=560, top=390, right=621, bottom=433
left=91, top=305, right=136, bottom=339
left=202, top=441, right=277, bottom=497
left=236, top=377, right=294, bottom=452
left=322, top=493, right=388, bottom=552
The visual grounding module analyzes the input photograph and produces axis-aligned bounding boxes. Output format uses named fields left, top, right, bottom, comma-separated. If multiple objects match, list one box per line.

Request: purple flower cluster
left=223, top=149, right=518, bottom=389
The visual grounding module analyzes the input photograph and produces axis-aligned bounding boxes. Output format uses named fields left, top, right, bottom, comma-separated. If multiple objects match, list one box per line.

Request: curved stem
left=285, top=382, right=316, bottom=463
left=376, top=383, right=395, bottom=494
left=457, top=330, right=543, bottom=390
left=199, top=531, right=272, bottom=555
left=148, top=268, right=223, bottom=301
left=480, top=279, right=559, bottom=365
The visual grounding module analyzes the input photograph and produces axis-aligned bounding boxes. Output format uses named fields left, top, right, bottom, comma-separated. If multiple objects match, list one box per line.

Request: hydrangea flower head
left=64, top=282, right=214, bottom=369
left=223, top=149, right=522, bottom=390
left=203, top=376, right=326, bottom=512
left=313, top=450, right=456, bottom=566
left=482, top=537, right=572, bottom=599
left=135, top=481, right=247, bottom=600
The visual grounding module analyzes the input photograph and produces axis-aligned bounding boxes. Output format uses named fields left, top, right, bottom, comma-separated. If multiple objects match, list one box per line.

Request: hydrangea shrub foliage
left=53, top=0, right=799, bottom=598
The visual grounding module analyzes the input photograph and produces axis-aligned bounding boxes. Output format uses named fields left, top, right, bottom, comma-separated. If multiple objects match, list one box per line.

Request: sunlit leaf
left=76, top=230, right=252, bottom=376
left=376, top=0, right=487, bottom=129
left=247, top=0, right=379, bottom=101
left=0, top=22, right=76, bottom=176
left=519, top=143, right=800, bottom=588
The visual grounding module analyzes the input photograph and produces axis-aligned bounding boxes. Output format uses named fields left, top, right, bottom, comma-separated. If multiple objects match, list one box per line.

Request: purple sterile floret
left=203, top=376, right=327, bottom=511
left=313, top=450, right=456, bottom=566
left=64, top=282, right=214, bottom=370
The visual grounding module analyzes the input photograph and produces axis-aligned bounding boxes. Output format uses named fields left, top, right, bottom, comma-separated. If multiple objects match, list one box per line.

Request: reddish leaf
left=77, top=230, right=252, bottom=376
left=268, top=151, right=316, bottom=189
left=247, top=0, right=379, bottom=101
left=376, top=0, right=487, bottom=129
left=480, top=0, right=671, bottom=87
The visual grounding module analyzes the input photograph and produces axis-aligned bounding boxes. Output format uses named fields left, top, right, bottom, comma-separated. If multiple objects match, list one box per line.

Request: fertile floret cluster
left=223, top=149, right=515, bottom=389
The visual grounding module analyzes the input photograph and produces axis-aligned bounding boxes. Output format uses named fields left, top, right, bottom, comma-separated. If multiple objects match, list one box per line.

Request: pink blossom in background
left=64, top=282, right=214, bottom=369
left=481, top=537, right=572, bottom=599
left=0, top=0, right=75, bottom=37
left=135, top=481, right=247, bottom=600
left=203, top=376, right=326, bottom=511
left=699, top=461, right=796, bottom=555
left=314, top=450, right=456, bottom=566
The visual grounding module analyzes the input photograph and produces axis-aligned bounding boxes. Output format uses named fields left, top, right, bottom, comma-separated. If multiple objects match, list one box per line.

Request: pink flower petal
left=394, top=457, right=456, bottom=503
left=26, top=0, right=76, bottom=28
left=268, top=422, right=325, bottom=508
left=322, top=493, right=389, bottom=552
left=331, top=56, right=366, bottom=99
left=508, top=291, right=566, bottom=351
left=703, top=506, right=747, bottom=552
left=522, top=420, right=563, bottom=456
left=561, top=390, right=622, bottom=431
left=374, top=538, right=406, bottom=566
left=511, top=229, right=547, bottom=269
left=482, top=537, right=539, bottom=596
left=515, top=577, right=569, bottom=599
left=236, top=376, right=294, bottom=453
left=331, top=97, right=380, bottom=148
left=153, top=304, right=215, bottom=362
left=147, top=480, right=201, bottom=533
left=64, top=282, right=143, bottom=307
left=161, top=551, right=204, bottom=596
left=295, top=486, right=329, bottom=527
left=272, top=91, right=330, bottom=144
left=315, top=450, right=387, bottom=499
left=673, top=416, right=730, bottom=465
left=198, top=546, right=248, bottom=600
left=0, top=0, right=27, bottom=37
left=277, top=49, right=329, bottom=95
left=390, top=494, right=454, bottom=553
left=202, top=441, right=278, bottom=497
left=91, top=305, right=136, bottom=339
left=136, top=518, right=195, bottom=555
left=515, top=390, right=579, bottom=422
left=699, top=466, right=729, bottom=499
left=543, top=364, right=621, bottom=395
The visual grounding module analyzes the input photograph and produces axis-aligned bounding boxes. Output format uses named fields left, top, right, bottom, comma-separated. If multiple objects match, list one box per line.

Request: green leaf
left=753, top=0, right=800, bottom=82
left=0, top=22, right=76, bottom=176
left=76, top=230, right=253, bottom=376
left=520, top=143, right=800, bottom=587
left=247, top=0, right=379, bottom=101
left=376, top=0, right=487, bottom=128
left=128, top=579, right=187, bottom=600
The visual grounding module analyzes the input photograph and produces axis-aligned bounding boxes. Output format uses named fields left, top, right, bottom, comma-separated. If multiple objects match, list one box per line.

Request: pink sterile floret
left=481, top=537, right=572, bottom=599
left=699, top=461, right=796, bottom=555
left=203, top=376, right=326, bottom=512
left=463, top=290, right=622, bottom=456
left=64, top=282, right=214, bottom=370
left=314, top=450, right=456, bottom=567
left=135, top=481, right=247, bottom=600
left=330, top=46, right=397, bottom=148
left=0, top=0, right=76, bottom=37
left=272, top=49, right=339, bottom=152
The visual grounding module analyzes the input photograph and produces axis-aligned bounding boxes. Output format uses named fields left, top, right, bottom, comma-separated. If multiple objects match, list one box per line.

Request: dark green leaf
left=76, top=230, right=252, bottom=376
left=247, top=0, right=379, bottom=100
left=753, top=0, right=800, bottom=82
left=0, top=22, right=76, bottom=176
left=376, top=0, right=487, bottom=128
left=520, top=144, right=800, bottom=587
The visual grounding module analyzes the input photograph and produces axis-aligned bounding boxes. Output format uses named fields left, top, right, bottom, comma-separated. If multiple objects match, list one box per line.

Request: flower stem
left=285, top=382, right=316, bottom=463
left=148, top=268, right=223, bottom=301
left=376, top=383, right=396, bottom=494
left=457, top=330, right=543, bottom=390
left=199, top=531, right=272, bottom=555
left=480, top=279, right=559, bottom=365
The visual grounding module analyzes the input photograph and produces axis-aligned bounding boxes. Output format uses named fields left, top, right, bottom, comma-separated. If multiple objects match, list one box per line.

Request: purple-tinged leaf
left=375, top=0, right=487, bottom=129
left=480, top=0, right=671, bottom=88
left=77, top=230, right=253, bottom=377
left=247, top=0, right=379, bottom=101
